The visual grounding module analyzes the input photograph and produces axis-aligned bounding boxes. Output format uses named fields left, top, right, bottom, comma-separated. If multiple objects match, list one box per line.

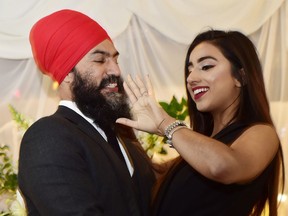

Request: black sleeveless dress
left=153, top=123, right=273, bottom=216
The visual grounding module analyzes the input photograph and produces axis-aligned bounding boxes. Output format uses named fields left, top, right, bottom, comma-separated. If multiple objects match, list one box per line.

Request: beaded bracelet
left=164, top=120, right=187, bottom=147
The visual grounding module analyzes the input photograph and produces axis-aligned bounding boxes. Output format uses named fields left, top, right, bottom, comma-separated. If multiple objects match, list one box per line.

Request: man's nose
left=106, top=59, right=121, bottom=76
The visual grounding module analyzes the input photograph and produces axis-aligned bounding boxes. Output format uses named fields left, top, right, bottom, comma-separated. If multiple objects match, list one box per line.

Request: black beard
left=71, top=71, right=131, bottom=131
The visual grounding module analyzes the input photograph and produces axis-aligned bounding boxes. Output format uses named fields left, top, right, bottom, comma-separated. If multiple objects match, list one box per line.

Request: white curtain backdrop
left=0, top=0, right=287, bottom=214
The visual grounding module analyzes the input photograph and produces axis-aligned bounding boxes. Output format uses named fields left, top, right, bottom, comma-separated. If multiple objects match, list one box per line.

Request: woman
left=117, top=30, right=285, bottom=216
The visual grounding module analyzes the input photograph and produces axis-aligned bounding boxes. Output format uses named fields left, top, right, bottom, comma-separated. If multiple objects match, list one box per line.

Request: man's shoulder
left=24, top=107, right=76, bottom=133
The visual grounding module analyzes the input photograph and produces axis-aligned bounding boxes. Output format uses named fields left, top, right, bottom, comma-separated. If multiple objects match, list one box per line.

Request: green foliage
left=0, top=212, right=11, bottom=216
left=8, top=105, right=30, bottom=131
left=0, top=105, right=30, bottom=215
left=1, top=105, right=30, bottom=196
left=0, top=145, right=18, bottom=195
left=159, top=96, right=188, bottom=121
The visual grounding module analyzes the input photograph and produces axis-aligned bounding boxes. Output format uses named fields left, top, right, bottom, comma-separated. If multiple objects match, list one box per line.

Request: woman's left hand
left=116, top=74, right=169, bottom=135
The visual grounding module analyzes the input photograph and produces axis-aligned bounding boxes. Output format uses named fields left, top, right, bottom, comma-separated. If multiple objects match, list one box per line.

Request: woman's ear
left=235, top=68, right=246, bottom=87
left=234, top=79, right=241, bottom=88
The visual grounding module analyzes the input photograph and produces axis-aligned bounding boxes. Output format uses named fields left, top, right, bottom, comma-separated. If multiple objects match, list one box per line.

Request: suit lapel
left=54, top=106, right=141, bottom=215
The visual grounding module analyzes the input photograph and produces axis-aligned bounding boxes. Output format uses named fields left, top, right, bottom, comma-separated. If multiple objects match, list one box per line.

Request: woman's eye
left=201, top=65, right=214, bottom=71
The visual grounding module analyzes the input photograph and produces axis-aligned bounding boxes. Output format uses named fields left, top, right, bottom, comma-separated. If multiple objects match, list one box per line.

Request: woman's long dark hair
left=185, top=30, right=285, bottom=216
left=154, top=30, right=285, bottom=216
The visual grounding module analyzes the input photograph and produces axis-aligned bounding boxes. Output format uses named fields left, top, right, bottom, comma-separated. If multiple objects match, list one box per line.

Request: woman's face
left=186, top=42, right=241, bottom=115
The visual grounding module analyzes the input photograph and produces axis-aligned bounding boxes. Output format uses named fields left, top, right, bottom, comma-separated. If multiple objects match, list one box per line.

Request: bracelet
left=164, top=120, right=187, bottom=147
left=166, top=126, right=187, bottom=147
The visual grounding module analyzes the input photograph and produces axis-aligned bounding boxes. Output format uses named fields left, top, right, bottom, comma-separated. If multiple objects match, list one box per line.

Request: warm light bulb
left=278, top=194, right=287, bottom=202
left=52, top=81, right=59, bottom=90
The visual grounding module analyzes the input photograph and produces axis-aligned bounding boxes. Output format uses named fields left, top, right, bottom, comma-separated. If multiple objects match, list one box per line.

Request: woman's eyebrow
left=197, top=56, right=217, bottom=63
left=188, top=55, right=217, bottom=68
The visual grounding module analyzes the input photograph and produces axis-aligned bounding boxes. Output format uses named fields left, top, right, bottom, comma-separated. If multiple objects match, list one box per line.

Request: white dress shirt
left=59, top=100, right=134, bottom=176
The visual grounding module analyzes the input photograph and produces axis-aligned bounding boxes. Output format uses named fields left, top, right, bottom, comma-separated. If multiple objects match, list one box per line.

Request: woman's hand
left=116, top=74, right=170, bottom=135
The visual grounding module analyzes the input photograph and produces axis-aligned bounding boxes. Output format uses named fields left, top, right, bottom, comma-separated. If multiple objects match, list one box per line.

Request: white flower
left=6, top=190, right=26, bottom=216
left=137, top=131, right=167, bottom=158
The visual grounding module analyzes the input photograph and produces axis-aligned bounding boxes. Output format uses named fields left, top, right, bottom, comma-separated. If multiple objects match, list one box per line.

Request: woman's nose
left=186, top=70, right=200, bottom=84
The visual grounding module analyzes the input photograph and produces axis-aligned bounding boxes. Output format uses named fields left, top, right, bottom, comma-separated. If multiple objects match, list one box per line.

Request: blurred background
left=0, top=0, right=287, bottom=214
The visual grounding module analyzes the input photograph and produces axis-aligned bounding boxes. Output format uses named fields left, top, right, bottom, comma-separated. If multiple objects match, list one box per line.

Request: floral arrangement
left=0, top=105, right=29, bottom=216
left=137, top=96, right=188, bottom=158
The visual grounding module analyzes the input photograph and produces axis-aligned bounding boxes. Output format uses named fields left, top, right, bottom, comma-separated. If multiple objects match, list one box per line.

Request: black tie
left=103, top=127, right=126, bottom=164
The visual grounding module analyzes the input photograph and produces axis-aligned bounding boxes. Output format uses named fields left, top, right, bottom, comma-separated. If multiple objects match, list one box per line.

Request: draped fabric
left=0, top=0, right=287, bottom=214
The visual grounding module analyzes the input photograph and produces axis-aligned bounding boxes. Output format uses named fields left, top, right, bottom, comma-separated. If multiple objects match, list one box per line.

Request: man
left=18, top=9, right=155, bottom=216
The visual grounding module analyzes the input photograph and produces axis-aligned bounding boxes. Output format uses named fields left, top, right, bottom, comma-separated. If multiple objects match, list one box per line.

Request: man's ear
left=63, top=71, right=74, bottom=84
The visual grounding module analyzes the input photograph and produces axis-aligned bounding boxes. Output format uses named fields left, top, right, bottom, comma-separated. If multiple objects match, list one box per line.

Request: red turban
left=30, top=9, right=111, bottom=84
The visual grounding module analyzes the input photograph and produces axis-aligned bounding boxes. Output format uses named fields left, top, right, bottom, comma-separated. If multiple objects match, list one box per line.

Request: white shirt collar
left=58, top=100, right=134, bottom=175
left=59, top=100, right=107, bottom=139
left=59, top=100, right=94, bottom=124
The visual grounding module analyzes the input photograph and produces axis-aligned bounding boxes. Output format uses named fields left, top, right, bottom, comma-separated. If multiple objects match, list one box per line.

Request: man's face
left=74, top=39, right=121, bottom=93
left=71, top=40, right=131, bottom=128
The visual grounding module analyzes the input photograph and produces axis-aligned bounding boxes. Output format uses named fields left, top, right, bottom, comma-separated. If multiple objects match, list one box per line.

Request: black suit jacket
left=18, top=106, right=155, bottom=216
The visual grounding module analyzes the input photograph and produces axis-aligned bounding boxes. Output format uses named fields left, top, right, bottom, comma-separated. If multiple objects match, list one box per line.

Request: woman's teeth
left=193, top=87, right=208, bottom=95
